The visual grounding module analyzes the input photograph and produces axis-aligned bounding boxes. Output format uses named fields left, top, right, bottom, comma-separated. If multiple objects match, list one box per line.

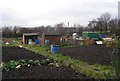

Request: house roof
left=23, top=33, right=38, bottom=36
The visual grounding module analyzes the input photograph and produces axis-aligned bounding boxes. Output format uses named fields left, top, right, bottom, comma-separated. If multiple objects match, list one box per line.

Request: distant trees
left=88, top=12, right=119, bottom=35
left=88, top=19, right=97, bottom=31
left=108, top=18, right=118, bottom=34
left=1, top=12, right=120, bottom=38
left=2, top=26, right=21, bottom=38
left=13, top=26, right=21, bottom=37
left=54, top=22, right=64, bottom=35
left=98, top=12, right=111, bottom=33
left=2, top=26, right=13, bottom=38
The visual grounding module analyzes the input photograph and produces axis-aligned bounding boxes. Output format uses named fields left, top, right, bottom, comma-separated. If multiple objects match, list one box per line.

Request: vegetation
left=1, top=59, right=61, bottom=71
left=1, top=38, right=22, bottom=47
left=2, top=39, right=118, bottom=79
left=112, top=40, right=120, bottom=81
left=103, top=39, right=118, bottom=48
left=23, top=44, right=116, bottom=79
left=60, top=43, right=81, bottom=48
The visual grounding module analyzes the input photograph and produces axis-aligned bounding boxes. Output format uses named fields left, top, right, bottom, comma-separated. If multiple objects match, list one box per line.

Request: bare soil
left=59, top=45, right=112, bottom=65
left=2, top=46, right=91, bottom=79
left=2, top=46, right=47, bottom=62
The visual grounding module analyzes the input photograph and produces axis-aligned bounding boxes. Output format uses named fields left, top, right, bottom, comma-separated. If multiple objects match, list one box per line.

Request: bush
left=112, top=40, right=120, bottom=80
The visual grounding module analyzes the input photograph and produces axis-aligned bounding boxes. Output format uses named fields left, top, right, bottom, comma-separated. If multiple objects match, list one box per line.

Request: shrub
left=111, top=40, right=120, bottom=80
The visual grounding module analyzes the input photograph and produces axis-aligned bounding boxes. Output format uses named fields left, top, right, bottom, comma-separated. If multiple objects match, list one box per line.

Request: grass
left=23, top=44, right=116, bottom=79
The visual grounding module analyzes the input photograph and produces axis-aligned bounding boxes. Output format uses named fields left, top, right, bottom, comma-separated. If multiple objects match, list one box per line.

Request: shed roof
left=83, top=31, right=100, bottom=33
left=44, top=31, right=61, bottom=36
left=23, top=33, right=38, bottom=36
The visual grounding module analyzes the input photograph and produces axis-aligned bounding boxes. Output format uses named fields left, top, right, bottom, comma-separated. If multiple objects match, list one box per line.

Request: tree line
left=1, top=12, right=120, bottom=38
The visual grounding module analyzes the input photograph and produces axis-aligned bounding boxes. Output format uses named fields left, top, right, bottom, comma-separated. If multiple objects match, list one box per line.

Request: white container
left=28, top=39, right=32, bottom=44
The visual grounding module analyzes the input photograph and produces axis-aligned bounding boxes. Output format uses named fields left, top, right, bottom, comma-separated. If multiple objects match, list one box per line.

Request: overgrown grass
left=23, top=44, right=116, bottom=79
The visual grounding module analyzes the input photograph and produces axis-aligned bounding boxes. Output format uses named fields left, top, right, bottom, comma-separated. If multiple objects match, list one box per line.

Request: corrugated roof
left=23, top=33, right=38, bottom=36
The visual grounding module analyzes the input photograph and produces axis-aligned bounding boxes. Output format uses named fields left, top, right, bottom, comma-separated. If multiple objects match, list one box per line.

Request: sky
left=0, top=0, right=119, bottom=27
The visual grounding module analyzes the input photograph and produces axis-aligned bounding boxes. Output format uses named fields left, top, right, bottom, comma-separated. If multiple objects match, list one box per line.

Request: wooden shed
left=23, top=33, right=38, bottom=44
left=41, top=31, right=61, bottom=45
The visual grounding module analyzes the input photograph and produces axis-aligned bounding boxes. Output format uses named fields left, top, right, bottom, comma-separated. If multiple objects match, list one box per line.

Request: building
left=82, top=32, right=100, bottom=40
left=23, top=33, right=38, bottom=44
left=41, top=31, right=61, bottom=45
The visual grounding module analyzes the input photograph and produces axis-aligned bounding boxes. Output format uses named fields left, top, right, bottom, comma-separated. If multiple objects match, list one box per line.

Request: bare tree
left=2, top=26, right=13, bottom=38
left=108, top=18, right=118, bottom=34
left=98, top=12, right=111, bottom=33
left=54, top=22, right=64, bottom=35
left=88, top=19, right=97, bottom=31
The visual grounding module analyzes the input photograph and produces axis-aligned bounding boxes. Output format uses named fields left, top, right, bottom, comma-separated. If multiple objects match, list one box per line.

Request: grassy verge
left=23, top=45, right=116, bottom=79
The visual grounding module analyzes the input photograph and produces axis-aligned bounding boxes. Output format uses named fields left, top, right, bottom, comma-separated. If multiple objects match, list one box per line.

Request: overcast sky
left=0, top=0, right=119, bottom=27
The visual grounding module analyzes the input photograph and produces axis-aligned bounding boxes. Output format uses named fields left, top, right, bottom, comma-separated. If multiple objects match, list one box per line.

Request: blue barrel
left=35, top=39, right=39, bottom=45
left=101, top=34, right=107, bottom=38
left=51, top=45, right=59, bottom=53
